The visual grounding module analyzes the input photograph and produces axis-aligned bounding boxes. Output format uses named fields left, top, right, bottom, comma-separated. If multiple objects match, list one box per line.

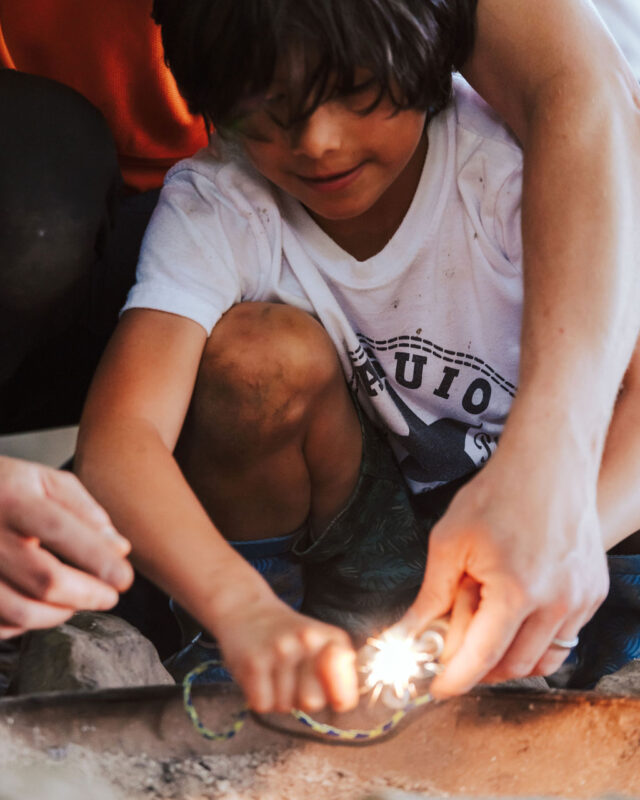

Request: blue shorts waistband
left=228, top=530, right=300, bottom=560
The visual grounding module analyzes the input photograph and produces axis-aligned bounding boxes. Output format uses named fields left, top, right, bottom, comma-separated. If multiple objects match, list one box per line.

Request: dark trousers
left=0, top=69, right=158, bottom=433
left=0, top=70, right=180, bottom=655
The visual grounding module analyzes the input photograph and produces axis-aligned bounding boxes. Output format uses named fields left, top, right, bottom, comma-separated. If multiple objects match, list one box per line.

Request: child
left=76, top=0, right=640, bottom=712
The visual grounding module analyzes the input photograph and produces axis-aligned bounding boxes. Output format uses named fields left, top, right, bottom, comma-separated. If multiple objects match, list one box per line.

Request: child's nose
left=291, top=104, right=343, bottom=158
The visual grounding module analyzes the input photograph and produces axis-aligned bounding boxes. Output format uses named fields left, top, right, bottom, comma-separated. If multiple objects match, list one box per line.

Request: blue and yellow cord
left=183, top=659, right=434, bottom=742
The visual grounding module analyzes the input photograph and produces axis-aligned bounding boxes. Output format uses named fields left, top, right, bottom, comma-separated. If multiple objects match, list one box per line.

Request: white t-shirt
left=126, top=80, right=524, bottom=492
left=593, top=0, right=640, bottom=78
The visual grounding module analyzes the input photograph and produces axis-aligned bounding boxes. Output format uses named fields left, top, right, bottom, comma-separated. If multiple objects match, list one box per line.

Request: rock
left=595, top=659, right=640, bottom=696
left=0, top=637, right=21, bottom=696
left=13, top=612, right=174, bottom=694
left=493, top=675, right=549, bottom=692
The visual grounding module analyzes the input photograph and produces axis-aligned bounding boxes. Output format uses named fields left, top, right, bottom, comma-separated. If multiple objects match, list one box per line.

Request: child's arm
left=411, top=0, right=640, bottom=698
left=75, top=309, right=358, bottom=713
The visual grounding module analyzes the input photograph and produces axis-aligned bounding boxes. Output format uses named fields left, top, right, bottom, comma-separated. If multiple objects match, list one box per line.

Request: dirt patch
left=2, top=684, right=640, bottom=799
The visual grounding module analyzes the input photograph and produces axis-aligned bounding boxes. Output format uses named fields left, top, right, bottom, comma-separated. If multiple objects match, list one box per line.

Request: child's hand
left=211, top=599, right=359, bottom=714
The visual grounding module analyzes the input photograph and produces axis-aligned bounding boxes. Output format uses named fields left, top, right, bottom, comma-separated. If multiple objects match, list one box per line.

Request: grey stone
left=595, top=659, right=640, bottom=696
left=13, top=611, right=174, bottom=694
left=0, top=638, right=20, bottom=696
left=492, top=675, right=549, bottom=692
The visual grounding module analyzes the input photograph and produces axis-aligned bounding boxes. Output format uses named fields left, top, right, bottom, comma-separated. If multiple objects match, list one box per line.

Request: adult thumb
left=400, top=549, right=463, bottom=636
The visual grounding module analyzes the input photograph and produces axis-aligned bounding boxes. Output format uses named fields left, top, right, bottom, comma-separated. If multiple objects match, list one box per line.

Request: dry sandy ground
left=2, top=680, right=640, bottom=800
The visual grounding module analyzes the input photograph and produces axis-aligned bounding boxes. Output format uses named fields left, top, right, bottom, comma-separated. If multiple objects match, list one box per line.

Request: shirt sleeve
left=492, top=163, right=523, bottom=269
left=123, top=163, right=264, bottom=334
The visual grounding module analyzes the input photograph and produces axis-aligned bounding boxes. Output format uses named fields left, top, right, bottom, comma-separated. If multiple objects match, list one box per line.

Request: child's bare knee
left=194, top=302, right=342, bottom=437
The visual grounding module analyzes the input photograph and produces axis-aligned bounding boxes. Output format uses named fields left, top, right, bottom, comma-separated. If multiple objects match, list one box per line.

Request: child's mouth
left=297, top=163, right=365, bottom=193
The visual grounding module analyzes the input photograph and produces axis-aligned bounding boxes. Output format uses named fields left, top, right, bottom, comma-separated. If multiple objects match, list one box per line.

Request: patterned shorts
left=167, top=402, right=640, bottom=689
left=166, top=404, right=466, bottom=682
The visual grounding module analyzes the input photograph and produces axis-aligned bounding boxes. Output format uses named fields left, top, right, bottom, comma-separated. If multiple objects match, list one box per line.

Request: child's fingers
left=238, top=657, right=275, bottom=713
left=296, top=658, right=327, bottom=712
left=273, top=663, right=297, bottom=712
left=316, top=640, right=358, bottom=712
left=272, top=632, right=308, bottom=712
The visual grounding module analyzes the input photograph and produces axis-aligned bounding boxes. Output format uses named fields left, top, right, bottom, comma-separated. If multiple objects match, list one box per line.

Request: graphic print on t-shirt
left=349, top=333, right=517, bottom=491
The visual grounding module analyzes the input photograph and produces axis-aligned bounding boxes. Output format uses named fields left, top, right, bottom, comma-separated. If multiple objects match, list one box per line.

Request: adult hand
left=0, top=456, right=134, bottom=638
left=395, top=444, right=609, bottom=698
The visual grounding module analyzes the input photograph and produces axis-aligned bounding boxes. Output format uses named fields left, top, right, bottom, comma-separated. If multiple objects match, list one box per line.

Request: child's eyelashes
left=229, top=77, right=386, bottom=141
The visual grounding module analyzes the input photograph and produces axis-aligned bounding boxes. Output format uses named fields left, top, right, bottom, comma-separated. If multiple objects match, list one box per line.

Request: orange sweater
left=0, top=1, right=209, bottom=192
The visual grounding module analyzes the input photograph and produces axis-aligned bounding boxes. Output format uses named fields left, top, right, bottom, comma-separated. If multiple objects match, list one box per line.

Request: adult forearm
left=75, top=422, right=275, bottom=636
left=598, top=345, right=640, bottom=549
left=464, top=0, right=640, bottom=469
left=503, top=70, right=640, bottom=470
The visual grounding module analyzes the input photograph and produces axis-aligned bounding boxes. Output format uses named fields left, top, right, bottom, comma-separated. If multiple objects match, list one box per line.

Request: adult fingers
left=0, top=580, right=74, bottom=631
left=442, top=576, right=480, bottom=662
left=42, top=469, right=127, bottom=550
left=531, top=619, right=587, bottom=677
left=399, top=531, right=465, bottom=634
left=0, top=625, right=26, bottom=639
left=429, top=593, right=523, bottom=698
left=8, top=496, right=133, bottom=591
left=480, top=609, right=577, bottom=684
left=0, top=529, right=119, bottom=610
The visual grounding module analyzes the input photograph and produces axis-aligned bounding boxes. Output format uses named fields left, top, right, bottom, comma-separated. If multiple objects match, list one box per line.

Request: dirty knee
left=192, top=302, right=343, bottom=443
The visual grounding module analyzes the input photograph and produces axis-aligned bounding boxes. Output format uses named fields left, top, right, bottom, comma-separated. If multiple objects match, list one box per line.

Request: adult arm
left=75, top=309, right=358, bottom=713
left=0, top=456, right=133, bottom=638
left=400, top=0, right=640, bottom=696
left=598, top=340, right=640, bottom=549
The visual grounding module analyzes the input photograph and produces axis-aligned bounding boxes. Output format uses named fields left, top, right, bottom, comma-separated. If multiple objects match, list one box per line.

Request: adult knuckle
left=549, top=593, right=572, bottom=620
left=5, top=600, right=33, bottom=630
left=501, top=581, right=531, bottom=612
left=30, top=567, right=58, bottom=601
left=13, top=533, right=36, bottom=556
left=501, top=657, right=532, bottom=680
left=0, top=491, right=25, bottom=521
left=536, top=652, right=565, bottom=677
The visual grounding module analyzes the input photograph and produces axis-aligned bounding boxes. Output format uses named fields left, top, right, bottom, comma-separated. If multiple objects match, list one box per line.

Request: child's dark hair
left=152, top=0, right=478, bottom=132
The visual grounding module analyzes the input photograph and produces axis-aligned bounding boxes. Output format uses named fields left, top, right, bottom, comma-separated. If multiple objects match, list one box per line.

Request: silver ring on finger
left=550, top=635, right=579, bottom=649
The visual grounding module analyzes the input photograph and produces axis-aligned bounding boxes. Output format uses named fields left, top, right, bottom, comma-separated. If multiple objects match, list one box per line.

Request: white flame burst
left=358, top=628, right=445, bottom=708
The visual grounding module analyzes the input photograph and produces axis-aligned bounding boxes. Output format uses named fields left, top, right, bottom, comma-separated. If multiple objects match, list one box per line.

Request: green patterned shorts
left=294, top=405, right=472, bottom=641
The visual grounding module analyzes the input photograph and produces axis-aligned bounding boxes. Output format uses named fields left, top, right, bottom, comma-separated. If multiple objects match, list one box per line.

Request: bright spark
left=364, top=636, right=422, bottom=696
left=358, top=626, right=446, bottom=709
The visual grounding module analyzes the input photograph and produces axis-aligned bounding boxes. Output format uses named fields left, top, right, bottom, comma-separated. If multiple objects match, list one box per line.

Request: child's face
left=235, top=75, right=427, bottom=225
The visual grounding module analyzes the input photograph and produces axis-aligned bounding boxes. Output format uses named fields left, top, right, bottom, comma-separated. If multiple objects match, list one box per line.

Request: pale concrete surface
left=0, top=426, right=78, bottom=467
